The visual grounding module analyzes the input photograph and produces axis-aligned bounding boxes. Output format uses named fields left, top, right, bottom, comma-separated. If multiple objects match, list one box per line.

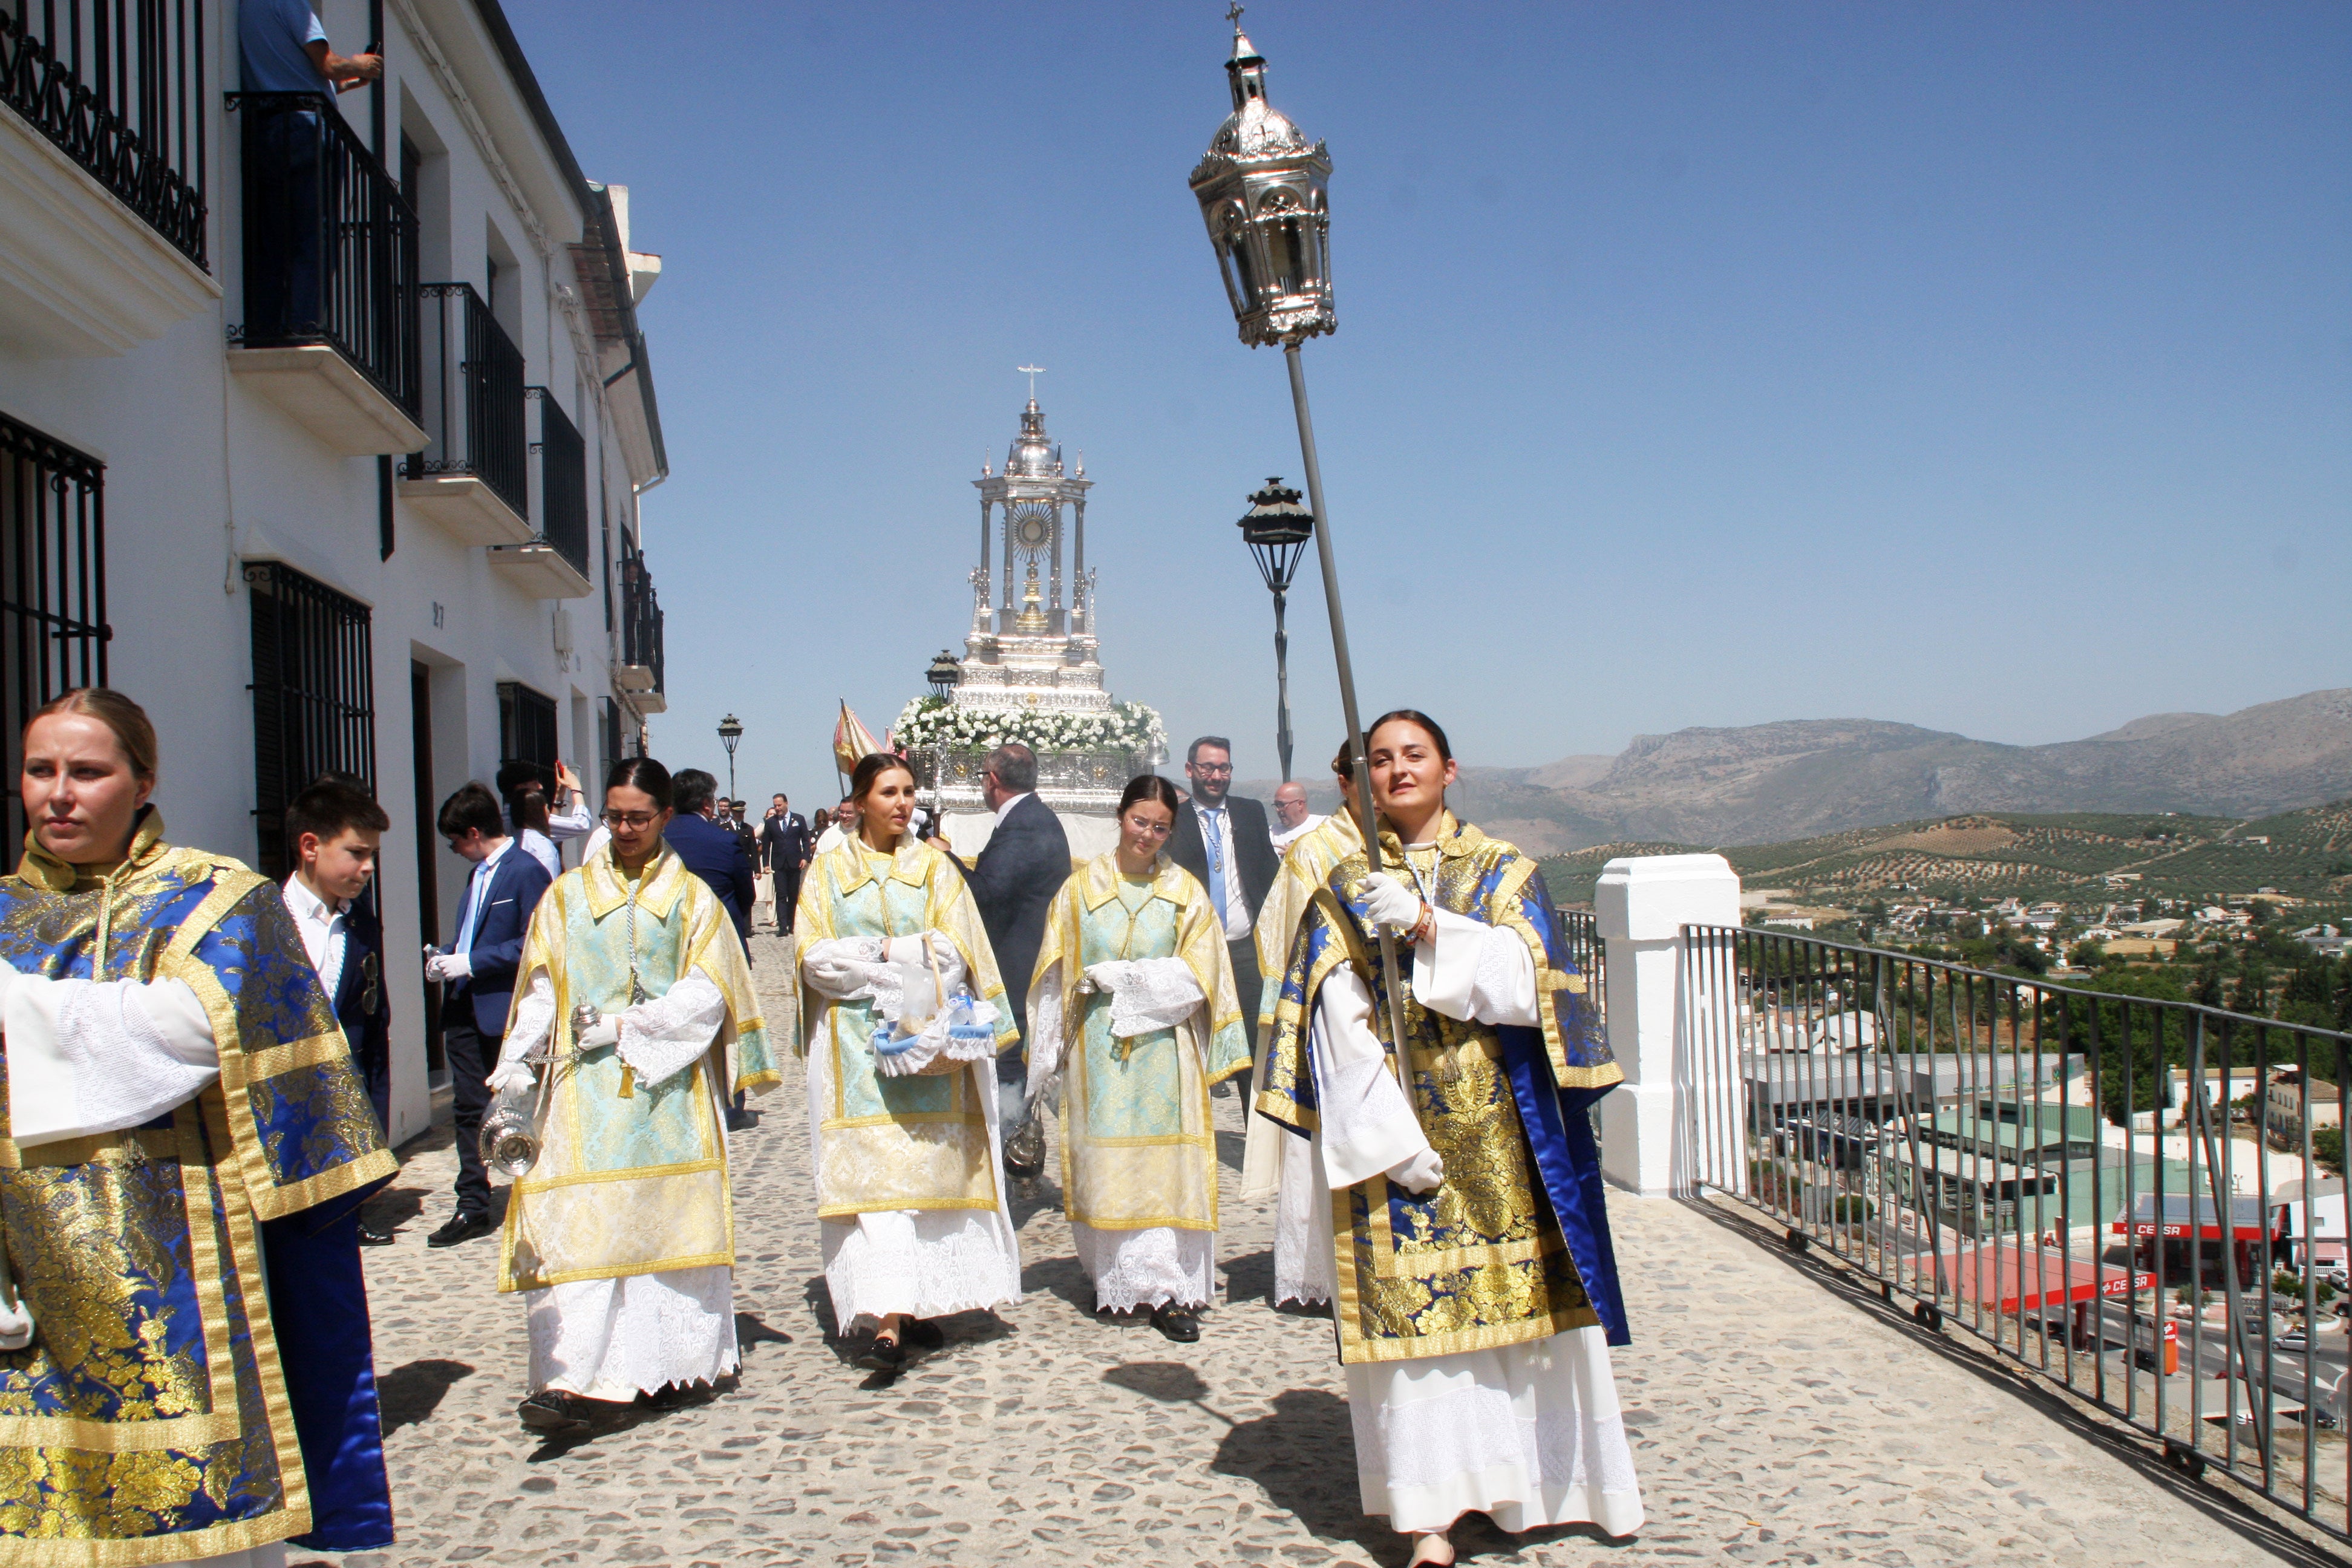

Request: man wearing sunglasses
left=1168, top=736, right=1280, bottom=1056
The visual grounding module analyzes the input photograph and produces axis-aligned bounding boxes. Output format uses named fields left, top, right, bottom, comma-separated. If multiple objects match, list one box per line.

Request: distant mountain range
left=1259, top=688, right=2352, bottom=854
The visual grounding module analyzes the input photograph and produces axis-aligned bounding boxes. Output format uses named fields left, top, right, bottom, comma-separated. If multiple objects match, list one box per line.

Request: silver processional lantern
left=1188, top=7, right=1416, bottom=1100
left=1186, top=13, right=1334, bottom=348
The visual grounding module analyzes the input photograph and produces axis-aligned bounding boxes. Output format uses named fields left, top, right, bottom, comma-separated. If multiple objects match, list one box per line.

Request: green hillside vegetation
left=1538, top=800, right=2352, bottom=909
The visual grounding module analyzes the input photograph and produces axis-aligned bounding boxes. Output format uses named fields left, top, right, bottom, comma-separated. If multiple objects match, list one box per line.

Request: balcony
left=614, top=544, right=664, bottom=712
left=1589, top=852, right=2352, bottom=1549
left=487, top=388, right=591, bottom=597
left=399, top=283, right=528, bottom=544
left=0, top=2, right=217, bottom=354
left=228, top=93, right=424, bottom=456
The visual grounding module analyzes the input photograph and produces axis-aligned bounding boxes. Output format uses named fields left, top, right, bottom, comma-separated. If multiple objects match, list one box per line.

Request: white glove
left=1388, top=1146, right=1445, bottom=1194
left=486, top=1058, right=535, bottom=1094
left=426, top=952, right=472, bottom=983
left=1082, top=960, right=1134, bottom=994
left=0, top=1292, right=30, bottom=1352
left=1359, top=872, right=1424, bottom=933
left=577, top=1016, right=620, bottom=1050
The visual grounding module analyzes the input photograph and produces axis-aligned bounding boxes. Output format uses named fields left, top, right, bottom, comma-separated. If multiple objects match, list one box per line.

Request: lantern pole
left=1281, top=345, right=1407, bottom=1062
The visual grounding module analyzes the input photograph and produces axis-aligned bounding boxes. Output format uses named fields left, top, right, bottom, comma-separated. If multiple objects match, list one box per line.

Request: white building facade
left=0, top=0, right=672, bottom=1145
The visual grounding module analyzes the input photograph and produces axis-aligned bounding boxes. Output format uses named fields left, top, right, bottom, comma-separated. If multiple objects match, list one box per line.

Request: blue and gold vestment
left=1257, top=814, right=1628, bottom=1365
left=0, top=813, right=396, bottom=1566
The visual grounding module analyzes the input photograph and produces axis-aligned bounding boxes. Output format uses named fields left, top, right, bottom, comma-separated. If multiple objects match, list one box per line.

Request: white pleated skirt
left=820, top=1208, right=1024, bottom=1329
left=525, top=1264, right=738, bottom=1399
left=1345, top=1327, right=1644, bottom=1537
left=1071, top=1221, right=1215, bottom=1310
left=1273, top=1132, right=1334, bottom=1307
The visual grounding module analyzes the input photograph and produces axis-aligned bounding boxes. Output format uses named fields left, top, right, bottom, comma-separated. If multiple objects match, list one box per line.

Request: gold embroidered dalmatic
left=1029, top=854, right=1248, bottom=1233
left=0, top=813, right=396, bottom=1565
left=498, top=846, right=775, bottom=1294
left=790, top=836, right=1017, bottom=1219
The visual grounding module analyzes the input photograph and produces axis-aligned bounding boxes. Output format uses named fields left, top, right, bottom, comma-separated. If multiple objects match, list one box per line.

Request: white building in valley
left=0, top=0, right=673, bottom=1144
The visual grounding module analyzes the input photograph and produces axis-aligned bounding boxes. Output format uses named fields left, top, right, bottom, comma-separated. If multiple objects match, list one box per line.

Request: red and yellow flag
left=832, top=700, right=886, bottom=777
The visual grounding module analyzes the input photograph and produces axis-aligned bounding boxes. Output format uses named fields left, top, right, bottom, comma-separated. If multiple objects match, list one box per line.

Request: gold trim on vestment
left=241, top=1030, right=361, bottom=1080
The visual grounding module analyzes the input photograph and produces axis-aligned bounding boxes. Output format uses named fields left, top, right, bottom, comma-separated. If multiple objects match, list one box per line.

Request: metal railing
left=529, top=387, right=587, bottom=577
left=1681, top=923, right=2347, bottom=1537
left=1559, top=907, right=1605, bottom=1025
left=407, top=283, right=523, bottom=515
left=619, top=543, right=662, bottom=694
left=0, top=412, right=107, bottom=855
left=1, top=1, right=207, bottom=265
left=233, top=91, right=418, bottom=415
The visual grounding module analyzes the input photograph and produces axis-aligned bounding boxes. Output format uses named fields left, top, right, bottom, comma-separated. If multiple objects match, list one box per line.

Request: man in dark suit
left=760, top=791, right=811, bottom=932
left=424, top=781, right=552, bottom=1246
left=1167, top=735, right=1280, bottom=1056
left=961, top=742, right=1070, bottom=1119
left=279, top=776, right=396, bottom=1244
left=665, top=769, right=756, bottom=949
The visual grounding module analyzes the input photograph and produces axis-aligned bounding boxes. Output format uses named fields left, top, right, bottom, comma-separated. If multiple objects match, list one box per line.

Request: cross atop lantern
left=1187, top=11, right=1334, bottom=348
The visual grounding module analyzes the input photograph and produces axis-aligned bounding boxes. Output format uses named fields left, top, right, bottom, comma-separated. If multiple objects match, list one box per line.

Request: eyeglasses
left=602, top=811, right=661, bottom=830
left=1123, top=816, right=1174, bottom=837
left=1191, top=764, right=1233, bottom=777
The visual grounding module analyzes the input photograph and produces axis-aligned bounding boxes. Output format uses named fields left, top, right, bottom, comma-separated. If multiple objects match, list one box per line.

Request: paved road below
left=305, top=929, right=2304, bottom=1567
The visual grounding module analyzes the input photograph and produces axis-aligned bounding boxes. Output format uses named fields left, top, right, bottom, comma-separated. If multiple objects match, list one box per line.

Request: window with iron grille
left=498, top=679, right=558, bottom=789
left=0, top=414, right=109, bottom=852
left=598, top=695, right=619, bottom=793
left=247, top=563, right=376, bottom=880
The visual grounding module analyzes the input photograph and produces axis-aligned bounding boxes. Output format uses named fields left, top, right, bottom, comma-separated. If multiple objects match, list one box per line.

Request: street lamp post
left=1237, top=478, right=1313, bottom=783
left=921, top=652, right=960, bottom=822
left=716, top=713, right=743, bottom=806
left=1187, top=10, right=1417, bottom=1090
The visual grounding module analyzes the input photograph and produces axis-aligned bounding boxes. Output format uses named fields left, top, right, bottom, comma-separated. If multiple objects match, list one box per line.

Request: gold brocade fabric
left=1258, top=814, right=1618, bottom=1365
left=1030, top=854, right=1248, bottom=1232
left=0, top=811, right=397, bottom=1563
left=1252, top=811, right=1361, bottom=1039
left=498, top=846, right=776, bottom=1294
left=790, top=835, right=1017, bottom=1219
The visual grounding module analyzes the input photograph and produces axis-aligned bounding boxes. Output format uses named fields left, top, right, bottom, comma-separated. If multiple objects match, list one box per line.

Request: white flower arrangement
left=893, top=696, right=1165, bottom=758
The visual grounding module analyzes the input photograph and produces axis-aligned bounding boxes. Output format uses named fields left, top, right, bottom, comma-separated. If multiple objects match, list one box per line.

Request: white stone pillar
left=1595, top=853, right=1742, bottom=1199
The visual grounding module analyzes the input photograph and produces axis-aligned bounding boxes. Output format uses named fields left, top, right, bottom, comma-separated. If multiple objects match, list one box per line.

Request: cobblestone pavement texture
left=305, top=929, right=2296, bottom=1567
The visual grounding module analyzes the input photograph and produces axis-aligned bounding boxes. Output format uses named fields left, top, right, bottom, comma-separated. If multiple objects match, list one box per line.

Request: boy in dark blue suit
left=425, top=781, right=552, bottom=1246
left=273, top=775, right=400, bottom=1551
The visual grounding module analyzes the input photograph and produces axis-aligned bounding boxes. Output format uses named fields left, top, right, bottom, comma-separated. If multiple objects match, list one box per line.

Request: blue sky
left=502, top=1, right=2350, bottom=802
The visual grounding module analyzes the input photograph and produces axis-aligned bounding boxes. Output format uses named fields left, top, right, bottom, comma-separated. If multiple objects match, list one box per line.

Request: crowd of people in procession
left=0, top=690, right=1641, bottom=1568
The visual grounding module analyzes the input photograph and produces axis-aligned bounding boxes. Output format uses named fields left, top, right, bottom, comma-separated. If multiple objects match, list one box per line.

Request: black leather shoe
left=1151, top=1303, right=1201, bottom=1343
left=426, top=1210, right=495, bottom=1248
left=725, top=1110, right=756, bottom=1132
left=517, top=1390, right=624, bottom=1434
left=854, top=1334, right=906, bottom=1372
left=357, top=1220, right=396, bottom=1247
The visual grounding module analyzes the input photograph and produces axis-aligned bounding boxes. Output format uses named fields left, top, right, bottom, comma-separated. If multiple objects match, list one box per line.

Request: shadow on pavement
left=1209, top=1387, right=1396, bottom=1563
left=1215, top=1127, right=1246, bottom=1172
left=1220, top=1247, right=1272, bottom=1306
left=376, top=1357, right=473, bottom=1437
left=1024, top=1252, right=1094, bottom=1317
left=734, top=1310, right=792, bottom=1359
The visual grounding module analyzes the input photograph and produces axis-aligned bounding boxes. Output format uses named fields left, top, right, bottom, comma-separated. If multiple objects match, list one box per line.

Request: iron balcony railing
left=407, top=284, right=524, bottom=517
left=1, top=1, right=207, bottom=265
left=529, top=387, right=588, bottom=577
left=1679, top=923, right=2350, bottom=1540
left=619, top=544, right=662, bottom=695
left=233, top=91, right=418, bottom=415
left=1558, top=907, right=1605, bottom=1027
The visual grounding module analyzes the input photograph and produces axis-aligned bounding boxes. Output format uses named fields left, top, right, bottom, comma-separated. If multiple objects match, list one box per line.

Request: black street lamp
left=1238, top=477, right=1313, bottom=782
left=716, top=713, right=743, bottom=805
left=926, top=650, right=962, bottom=697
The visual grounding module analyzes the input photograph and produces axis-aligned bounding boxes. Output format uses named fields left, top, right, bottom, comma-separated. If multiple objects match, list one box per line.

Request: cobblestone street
left=309, top=931, right=2300, bottom=1568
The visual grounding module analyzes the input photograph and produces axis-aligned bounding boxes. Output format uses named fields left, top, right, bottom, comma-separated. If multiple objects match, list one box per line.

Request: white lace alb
left=1071, top=1222, right=1215, bottom=1312
left=526, top=1265, right=737, bottom=1399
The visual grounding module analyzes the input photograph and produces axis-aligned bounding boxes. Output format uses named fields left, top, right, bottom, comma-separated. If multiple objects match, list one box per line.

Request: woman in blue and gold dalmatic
left=1259, top=709, right=1642, bottom=1567
left=0, top=688, right=398, bottom=1568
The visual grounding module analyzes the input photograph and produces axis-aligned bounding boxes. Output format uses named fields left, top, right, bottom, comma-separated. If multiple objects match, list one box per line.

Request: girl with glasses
left=1024, top=774, right=1248, bottom=1343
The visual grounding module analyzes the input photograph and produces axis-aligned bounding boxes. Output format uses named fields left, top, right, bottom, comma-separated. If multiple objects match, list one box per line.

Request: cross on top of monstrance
left=1018, top=364, right=1045, bottom=402
left=1226, top=2, right=1244, bottom=29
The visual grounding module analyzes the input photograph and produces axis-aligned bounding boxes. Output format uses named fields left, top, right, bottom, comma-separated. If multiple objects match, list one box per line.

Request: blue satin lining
left=1499, top=1025, right=1630, bottom=1347
left=260, top=1204, right=395, bottom=1550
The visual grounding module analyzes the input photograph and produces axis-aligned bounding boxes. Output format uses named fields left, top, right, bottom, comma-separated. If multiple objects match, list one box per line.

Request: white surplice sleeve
left=498, top=972, right=558, bottom=1068
left=1099, top=957, right=1204, bottom=1039
left=801, top=936, right=883, bottom=1001
left=615, top=973, right=728, bottom=1089
left=1025, top=967, right=1068, bottom=1097
left=1310, top=965, right=1431, bottom=1189
left=4, top=970, right=220, bottom=1147
left=1413, top=905, right=1541, bottom=1027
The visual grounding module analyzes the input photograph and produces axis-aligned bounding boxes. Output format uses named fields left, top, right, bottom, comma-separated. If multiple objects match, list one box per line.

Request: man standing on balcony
left=239, top=0, right=383, bottom=97
left=238, top=2, right=383, bottom=344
